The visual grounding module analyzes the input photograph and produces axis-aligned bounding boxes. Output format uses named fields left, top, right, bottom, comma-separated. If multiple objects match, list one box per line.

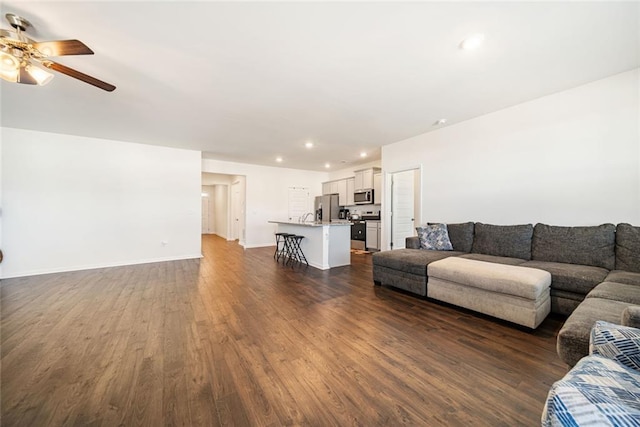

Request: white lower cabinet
left=366, top=221, right=381, bottom=251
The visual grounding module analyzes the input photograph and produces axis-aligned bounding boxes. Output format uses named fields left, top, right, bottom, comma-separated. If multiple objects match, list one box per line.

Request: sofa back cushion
left=445, top=222, right=475, bottom=253
left=428, top=222, right=474, bottom=252
left=471, top=223, right=533, bottom=260
left=532, top=223, right=615, bottom=270
left=616, top=223, right=640, bottom=273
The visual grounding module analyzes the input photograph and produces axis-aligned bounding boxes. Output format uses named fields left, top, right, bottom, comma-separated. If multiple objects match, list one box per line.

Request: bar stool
left=274, top=232, right=293, bottom=261
left=282, top=234, right=297, bottom=265
left=288, top=235, right=308, bottom=267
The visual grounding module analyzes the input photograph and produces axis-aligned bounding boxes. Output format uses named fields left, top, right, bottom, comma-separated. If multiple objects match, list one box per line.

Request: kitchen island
left=268, top=221, right=351, bottom=270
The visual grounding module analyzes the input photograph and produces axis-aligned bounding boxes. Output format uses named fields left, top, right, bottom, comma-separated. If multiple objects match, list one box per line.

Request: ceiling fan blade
left=33, top=40, right=94, bottom=56
left=44, top=61, right=115, bottom=92
left=18, top=65, right=37, bottom=85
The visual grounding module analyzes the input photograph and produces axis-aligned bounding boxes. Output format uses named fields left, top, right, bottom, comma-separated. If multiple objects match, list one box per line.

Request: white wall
left=1, top=128, right=202, bottom=278
left=202, top=159, right=327, bottom=247
left=382, top=69, right=640, bottom=243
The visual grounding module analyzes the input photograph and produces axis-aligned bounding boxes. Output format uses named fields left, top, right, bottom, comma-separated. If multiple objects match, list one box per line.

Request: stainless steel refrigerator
left=314, top=194, right=339, bottom=223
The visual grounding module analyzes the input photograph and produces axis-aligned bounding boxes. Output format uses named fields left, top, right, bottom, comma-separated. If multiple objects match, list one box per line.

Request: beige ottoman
left=427, top=257, right=551, bottom=329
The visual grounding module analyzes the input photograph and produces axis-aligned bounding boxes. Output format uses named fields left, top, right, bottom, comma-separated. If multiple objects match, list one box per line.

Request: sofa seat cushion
left=605, top=270, right=640, bottom=286
left=459, top=253, right=527, bottom=266
left=624, top=307, right=640, bottom=329
left=549, top=290, right=584, bottom=316
left=428, top=257, right=550, bottom=300
left=372, top=265, right=428, bottom=296
left=588, top=282, right=640, bottom=305
left=550, top=289, right=585, bottom=302
left=542, top=355, right=640, bottom=426
left=520, top=260, right=608, bottom=295
left=371, top=249, right=465, bottom=276
left=557, top=297, right=633, bottom=366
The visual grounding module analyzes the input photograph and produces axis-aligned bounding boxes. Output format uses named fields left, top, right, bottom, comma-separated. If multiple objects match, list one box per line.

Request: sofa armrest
left=589, top=320, right=640, bottom=371
left=406, top=236, right=420, bottom=249
left=622, top=306, right=640, bottom=329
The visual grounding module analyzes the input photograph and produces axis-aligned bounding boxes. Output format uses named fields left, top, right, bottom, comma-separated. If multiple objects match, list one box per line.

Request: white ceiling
left=1, top=2, right=638, bottom=172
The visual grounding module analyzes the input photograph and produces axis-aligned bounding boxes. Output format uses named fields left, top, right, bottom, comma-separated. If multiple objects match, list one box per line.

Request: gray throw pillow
left=416, top=224, right=453, bottom=251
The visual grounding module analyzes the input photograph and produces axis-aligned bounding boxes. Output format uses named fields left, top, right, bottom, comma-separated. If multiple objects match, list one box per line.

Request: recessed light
left=324, top=163, right=331, bottom=168
left=459, top=33, right=485, bottom=50
left=305, top=141, right=314, bottom=149
left=276, top=156, right=283, bottom=162
left=433, top=118, right=447, bottom=126
left=360, top=152, right=367, bottom=158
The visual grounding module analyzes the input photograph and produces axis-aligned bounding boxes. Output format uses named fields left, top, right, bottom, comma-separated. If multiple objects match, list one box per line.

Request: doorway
left=201, top=188, right=213, bottom=234
left=202, top=173, right=246, bottom=244
left=390, top=168, right=421, bottom=250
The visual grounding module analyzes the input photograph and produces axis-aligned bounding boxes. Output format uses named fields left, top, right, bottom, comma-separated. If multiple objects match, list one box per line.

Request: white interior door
left=391, top=169, right=417, bottom=249
left=231, top=181, right=240, bottom=240
left=202, top=187, right=213, bottom=234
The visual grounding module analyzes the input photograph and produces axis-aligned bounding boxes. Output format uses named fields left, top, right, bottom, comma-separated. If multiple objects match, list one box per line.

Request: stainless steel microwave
left=354, top=189, right=374, bottom=205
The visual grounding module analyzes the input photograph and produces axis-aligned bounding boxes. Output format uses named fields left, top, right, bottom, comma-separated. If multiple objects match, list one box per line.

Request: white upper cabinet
left=346, top=178, right=355, bottom=206
left=322, top=182, right=332, bottom=195
left=337, top=179, right=347, bottom=206
left=322, top=181, right=339, bottom=195
left=323, top=168, right=379, bottom=205
left=373, top=173, right=381, bottom=204
left=354, top=168, right=381, bottom=191
left=354, top=171, right=364, bottom=191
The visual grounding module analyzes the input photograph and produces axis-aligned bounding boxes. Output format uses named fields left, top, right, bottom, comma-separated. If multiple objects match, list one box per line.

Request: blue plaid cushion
left=416, top=224, right=453, bottom=251
left=542, top=355, right=640, bottom=426
left=590, top=321, right=640, bottom=371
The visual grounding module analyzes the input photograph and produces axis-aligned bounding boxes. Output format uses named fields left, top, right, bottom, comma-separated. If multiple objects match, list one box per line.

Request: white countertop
left=269, top=220, right=352, bottom=227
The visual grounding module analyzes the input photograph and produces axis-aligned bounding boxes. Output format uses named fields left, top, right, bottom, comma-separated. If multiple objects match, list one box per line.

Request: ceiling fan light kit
left=0, top=13, right=115, bottom=91
left=0, top=49, right=20, bottom=81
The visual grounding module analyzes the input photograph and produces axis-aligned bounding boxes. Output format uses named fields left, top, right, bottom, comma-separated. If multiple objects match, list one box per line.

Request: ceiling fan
left=0, top=13, right=115, bottom=91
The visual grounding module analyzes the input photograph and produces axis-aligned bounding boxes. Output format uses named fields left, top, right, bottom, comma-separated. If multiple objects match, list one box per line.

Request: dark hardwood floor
left=1, top=235, right=568, bottom=426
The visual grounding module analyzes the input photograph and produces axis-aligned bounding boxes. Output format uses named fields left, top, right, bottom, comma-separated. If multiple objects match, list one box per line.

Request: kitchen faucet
left=300, top=212, right=314, bottom=223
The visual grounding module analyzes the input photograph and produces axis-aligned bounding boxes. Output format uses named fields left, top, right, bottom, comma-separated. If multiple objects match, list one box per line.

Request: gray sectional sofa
left=372, top=222, right=640, bottom=365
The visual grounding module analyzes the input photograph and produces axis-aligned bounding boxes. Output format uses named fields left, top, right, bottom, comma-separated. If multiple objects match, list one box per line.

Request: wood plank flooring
left=1, top=235, right=568, bottom=426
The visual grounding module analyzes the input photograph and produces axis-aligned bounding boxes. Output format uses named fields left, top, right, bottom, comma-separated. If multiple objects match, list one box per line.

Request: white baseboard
left=0, top=253, right=204, bottom=279
left=242, top=242, right=275, bottom=249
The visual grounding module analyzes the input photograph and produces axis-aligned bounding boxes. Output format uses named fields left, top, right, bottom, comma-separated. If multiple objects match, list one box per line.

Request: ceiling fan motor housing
left=5, top=13, right=30, bottom=32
